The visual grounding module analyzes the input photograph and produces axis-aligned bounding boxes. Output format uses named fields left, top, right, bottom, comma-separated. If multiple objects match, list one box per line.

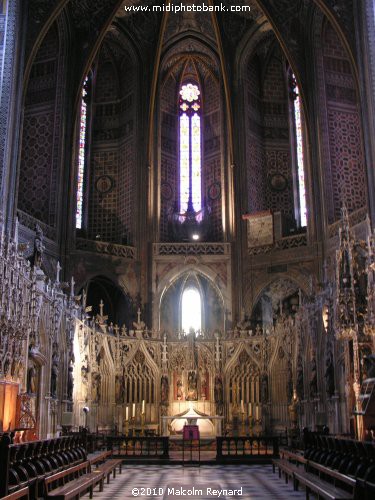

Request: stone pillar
left=0, top=0, right=24, bottom=228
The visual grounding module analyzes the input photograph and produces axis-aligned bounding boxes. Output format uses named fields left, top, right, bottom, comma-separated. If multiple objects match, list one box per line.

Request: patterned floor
left=82, top=464, right=306, bottom=499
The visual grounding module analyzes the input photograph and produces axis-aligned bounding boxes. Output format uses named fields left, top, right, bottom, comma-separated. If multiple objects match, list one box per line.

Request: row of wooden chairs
left=0, top=434, right=87, bottom=499
left=43, top=450, right=123, bottom=499
left=303, top=432, right=375, bottom=481
left=273, top=449, right=356, bottom=499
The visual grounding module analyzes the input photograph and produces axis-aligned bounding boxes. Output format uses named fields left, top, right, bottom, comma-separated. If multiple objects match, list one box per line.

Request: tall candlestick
left=255, top=404, right=259, bottom=420
left=142, top=400, right=145, bottom=414
left=132, top=403, right=135, bottom=418
left=248, top=402, right=252, bottom=417
left=125, top=407, right=129, bottom=421
left=241, top=399, right=244, bottom=413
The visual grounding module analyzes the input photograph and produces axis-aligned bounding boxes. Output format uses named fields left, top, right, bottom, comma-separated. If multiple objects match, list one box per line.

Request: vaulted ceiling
left=25, top=0, right=358, bottom=113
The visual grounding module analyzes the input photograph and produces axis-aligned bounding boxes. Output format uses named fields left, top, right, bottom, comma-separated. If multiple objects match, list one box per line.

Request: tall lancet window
left=76, top=76, right=89, bottom=229
left=181, top=287, right=202, bottom=334
left=179, top=82, right=202, bottom=213
left=290, top=74, right=307, bottom=228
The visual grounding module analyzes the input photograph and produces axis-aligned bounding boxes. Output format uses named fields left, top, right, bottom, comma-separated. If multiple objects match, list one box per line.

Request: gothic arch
left=312, top=11, right=368, bottom=224
left=156, top=266, right=226, bottom=334
left=245, top=274, right=309, bottom=316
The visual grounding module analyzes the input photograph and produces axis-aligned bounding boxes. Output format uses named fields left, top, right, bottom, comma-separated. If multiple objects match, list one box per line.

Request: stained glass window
left=181, top=287, right=202, bottom=334
left=179, top=82, right=202, bottom=213
left=292, top=76, right=307, bottom=227
left=76, top=77, right=88, bottom=229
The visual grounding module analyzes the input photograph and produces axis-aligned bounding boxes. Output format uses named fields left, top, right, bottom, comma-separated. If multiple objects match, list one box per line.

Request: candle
left=142, top=400, right=145, bottom=414
left=255, top=404, right=259, bottom=420
left=248, top=402, right=252, bottom=417
left=132, top=403, right=135, bottom=418
left=241, top=400, right=244, bottom=413
left=125, top=407, right=129, bottom=421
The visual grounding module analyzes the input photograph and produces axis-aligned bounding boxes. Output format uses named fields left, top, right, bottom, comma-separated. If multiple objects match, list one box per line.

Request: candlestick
left=241, top=412, right=245, bottom=436
left=241, top=400, right=244, bottom=414
left=125, top=406, right=129, bottom=421
left=248, top=414, right=253, bottom=437
left=248, top=402, right=252, bottom=417
left=255, top=404, right=259, bottom=421
left=142, top=399, right=145, bottom=415
left=141, top=413, right=145, bottom=437
left=132, top=403, right=135, bottom=418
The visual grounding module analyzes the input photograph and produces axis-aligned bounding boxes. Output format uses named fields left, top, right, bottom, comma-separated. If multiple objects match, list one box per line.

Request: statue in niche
left=27, top=359, right=37, bottom=394
left=287, top=359, right=293, bottom=401
left=186, top=371, right=198, bottom=401
left=81, top=357, right=89, bottom=386
left=161, top=375, right=169, bottom=404
left=50, top=346, right=59, bottom=399
left=67, top=362, right=74, bottom=400
left=115, top=375, right=124, bottom=404
left=214, top=375, right=223, bottom=404
left=363, top=355, right=375, bottom=380
left=288, top=392, right=299, bottom=429
left=296, top=354, right=304, bottom=400
left=3, top=352, right=11, bottom=376
left=92, top=373, right=101, bottom=404
left=261, top=373, right=269, bottom=403
left=309, top=356, right=318, bottom=399
left=30, top=224, right=45, bottom=268
left=200, top=372, right=208, bottom=400
left=340, top=247, right=352, bottom=289
left=353, top=242, right=368, bottom=309
left=324, top=349, right=335, bottom=398
left=176, top=378, right=183, bottom=400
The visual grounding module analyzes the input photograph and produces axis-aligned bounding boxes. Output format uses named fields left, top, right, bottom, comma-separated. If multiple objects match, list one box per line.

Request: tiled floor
left=83, top=464, right=306, bottom=499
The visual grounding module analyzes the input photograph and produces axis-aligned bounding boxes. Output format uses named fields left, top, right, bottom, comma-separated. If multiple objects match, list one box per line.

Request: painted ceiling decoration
left=25, top=1, right=357, bottom=86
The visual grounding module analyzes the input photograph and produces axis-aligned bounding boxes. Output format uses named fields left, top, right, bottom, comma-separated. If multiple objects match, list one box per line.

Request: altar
left=161, top=408, right=223, bottom=437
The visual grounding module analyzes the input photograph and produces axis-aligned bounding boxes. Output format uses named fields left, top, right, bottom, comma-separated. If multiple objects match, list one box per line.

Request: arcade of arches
left=1, top=0, right=375, bottom=451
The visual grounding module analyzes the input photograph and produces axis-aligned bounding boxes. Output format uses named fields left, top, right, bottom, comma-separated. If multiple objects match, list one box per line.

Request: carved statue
left=161, top=375, right=169, bottom=404
left=27, top=359, right=37, bottom=394
left=288, top=393, right=299, bottom=429
left=67, top=363, right=74, bottom=400
left=296, top=354, right=304, bottom=400
left=353, top=242, right=368, bottom=309
left=339, top=246, right=351, bottom=290
left=50, top=347, right=59, bottom=399
left=186, top=370, right=198, bottom=401
left=81, top=361, right=89, bottom=385
left=287, top=359, right=293, bottom=401
left=261, top=373, right=269, bottom=403
left=3, top=352, right=11, bottom=376
left=200, top=372, right=208, bottom=400
left=325, top=350, right=335, bottom=398
left=363, top=355, right=375, bottom=380
left=214, top=375, right=223, bottom=405
left=30, top=224, right=45, bottom=268
left=115, top=375, right=124, bottom=404
left=92, top=373, right=101, bottom=404
left=176, top=378, right=183, bottom=400
left=310, top=356, right=318, bottom=399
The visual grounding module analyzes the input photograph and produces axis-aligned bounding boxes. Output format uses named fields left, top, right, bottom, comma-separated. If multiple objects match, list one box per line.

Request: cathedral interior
left=1, top=0, right=375, bottom=497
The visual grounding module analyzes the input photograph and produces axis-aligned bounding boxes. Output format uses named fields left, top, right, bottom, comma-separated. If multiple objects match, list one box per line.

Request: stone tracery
left=0, top=0, right=375, bottom=445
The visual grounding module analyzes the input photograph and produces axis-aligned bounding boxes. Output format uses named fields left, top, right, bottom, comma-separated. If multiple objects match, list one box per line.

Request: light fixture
left=192, top=233, right=199, bottom=241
